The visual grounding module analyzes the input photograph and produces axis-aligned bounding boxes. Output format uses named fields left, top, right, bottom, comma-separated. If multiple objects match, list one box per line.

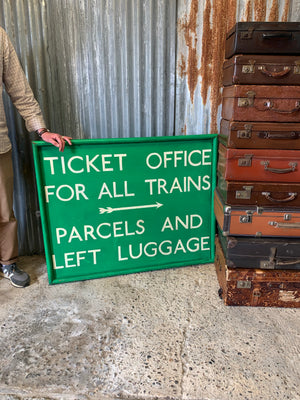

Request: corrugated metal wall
left=0, top=0, right=299, bottom=255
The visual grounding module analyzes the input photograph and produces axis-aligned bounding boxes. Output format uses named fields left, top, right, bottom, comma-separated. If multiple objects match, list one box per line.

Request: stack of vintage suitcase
left=214, top=22, right=300, bottom=307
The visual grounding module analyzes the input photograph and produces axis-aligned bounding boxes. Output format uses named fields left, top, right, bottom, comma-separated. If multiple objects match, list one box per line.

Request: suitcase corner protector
left=224, top=205, right=232, bottom=214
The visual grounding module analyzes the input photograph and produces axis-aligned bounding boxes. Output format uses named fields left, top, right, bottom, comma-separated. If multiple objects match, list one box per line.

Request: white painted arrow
left=99, top=202, right=163, bottom=214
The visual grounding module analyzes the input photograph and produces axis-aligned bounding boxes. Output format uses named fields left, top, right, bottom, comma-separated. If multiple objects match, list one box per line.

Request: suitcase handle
left=239, top=93, right=300, bottom=113
left=261, top=161, right=297, bottom=174
left=258, top=65, right=291, bottom=78
left=262, top=32, right=293, bottom=40
left=261, top=100, right=300, bottom=114
left=275, top=258, right=300, bottom=266
left=263, top=247, right=300, bottom=268
left=262, top=191, right=297, bottom=203
left=269, top=221, right=300, bottom=229
left=258, top=131, right=299, bottom=140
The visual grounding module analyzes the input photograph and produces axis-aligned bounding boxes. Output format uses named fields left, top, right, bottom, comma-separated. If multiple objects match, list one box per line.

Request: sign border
left=32, top=134, right=218, bottom=284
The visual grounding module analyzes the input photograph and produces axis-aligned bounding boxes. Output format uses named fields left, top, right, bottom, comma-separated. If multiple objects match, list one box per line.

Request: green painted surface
left=32, top=135, right=217, bottom=284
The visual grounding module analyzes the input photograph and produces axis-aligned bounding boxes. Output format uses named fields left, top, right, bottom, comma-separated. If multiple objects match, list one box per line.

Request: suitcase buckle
left=240, top=211, right=253, bottom=224
left=260, top=260, right=275, bottom=269
left=238, top=154, right=253, bottom=167
left=294, top=61, right=300, bottom=74
left=241, top=28, right=254, bottom=39
left=260, top=247, right=277, bottom=269
left=238, top=91, right=256, bottom=107
left=235, top=185, right=253, bottom=200
left=237, top=124, right=252, bottom=139
left=242, top=60, right=255, bottom=74
left=237, top=280, right=252, bottom=289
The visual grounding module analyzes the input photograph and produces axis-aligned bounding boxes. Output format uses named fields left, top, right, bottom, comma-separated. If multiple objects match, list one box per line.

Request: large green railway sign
left=32, top=135, right=217, bottom=284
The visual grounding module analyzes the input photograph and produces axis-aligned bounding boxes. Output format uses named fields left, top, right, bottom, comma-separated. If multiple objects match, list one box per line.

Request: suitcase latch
left=235, top=185, right=253, bottom=200
left=260, top=247, right=277, bottom=269
left=260, top=260, right=275, bottom=269
left=237, top=124, right=252, bottom=139
left=294, top=61, right=300, bottom=74
left=238, top=91, right=256, bottom=107
left=242, top=60, right=255, bottom=74
left=240, top=211, right=253, bottom=224
left=240, top=28, right=254, bottom=39
left=238, top=154, right=253, bottom=167
left=237, top=280, right=252, bottom=289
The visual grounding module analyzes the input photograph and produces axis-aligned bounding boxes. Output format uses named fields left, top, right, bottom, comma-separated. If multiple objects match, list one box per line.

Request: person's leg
left=0, top=150, right=30, bottom=287
left=0, top=150, right=18, bottom=264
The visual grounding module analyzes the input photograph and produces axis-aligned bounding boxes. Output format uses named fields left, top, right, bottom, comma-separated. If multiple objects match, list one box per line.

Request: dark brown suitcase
left=218, top=142, right=300, bottom=183
left=219, top=119, right=300, bottom=149
left=225, top=22, right=300, bottom=59
left=215, top=237, right=300, bottom=307
left=217, top=225, right=300, bottom=270
left=217, top=173, right=300, bottom=207
left=214, top=188, right=300, bottom=238
left=222, top=85, right=300, bottom=122
left=223, top=55, right=300, bottom=86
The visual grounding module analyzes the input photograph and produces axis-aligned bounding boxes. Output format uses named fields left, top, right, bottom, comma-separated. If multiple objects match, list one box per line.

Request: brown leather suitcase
left=217, top=174, right=300, bottom=207
left=222, top=85, right=300, bottom=122
left=225, top=22, right=300, bottom=59
left=223, top=55, right=300, bottom=86
left=218, top=142, right=300, bottom=183
left=214, top=188, right=300, bottom=238
left=215, top=237, right=300, bottom=307
left=219, top=119, right=300, bottom=149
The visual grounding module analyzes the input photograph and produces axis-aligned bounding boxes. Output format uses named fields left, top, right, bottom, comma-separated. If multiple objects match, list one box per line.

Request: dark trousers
left=0, top=150, right=18, bottom=265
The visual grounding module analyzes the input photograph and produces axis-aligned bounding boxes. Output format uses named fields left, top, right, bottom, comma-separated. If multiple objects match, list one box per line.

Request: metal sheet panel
left=0, top=0, right=299, bottom=255
left=175, top=0, right=298, bottom=136
left=42, top=0, right=177, bottom=139
left=0, top=0, right=177, bottom=254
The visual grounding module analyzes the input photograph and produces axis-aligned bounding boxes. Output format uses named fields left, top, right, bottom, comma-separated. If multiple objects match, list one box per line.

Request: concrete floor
left=0, top=256, right=299, bottom=400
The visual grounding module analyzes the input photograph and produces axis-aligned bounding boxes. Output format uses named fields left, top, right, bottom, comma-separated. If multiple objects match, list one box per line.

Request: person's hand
left=41, top=132, right=72, bottom=152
